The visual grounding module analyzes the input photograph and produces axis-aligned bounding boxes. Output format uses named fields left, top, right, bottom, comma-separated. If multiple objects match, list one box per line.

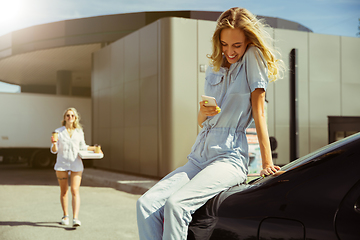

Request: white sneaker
left=73, top=218, right=81, bottom=227
left=60, top=216, right=69, bottom=225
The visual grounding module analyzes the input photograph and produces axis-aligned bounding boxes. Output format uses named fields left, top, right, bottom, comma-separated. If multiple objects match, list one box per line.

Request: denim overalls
left=137, top=46, right=269, bottom=240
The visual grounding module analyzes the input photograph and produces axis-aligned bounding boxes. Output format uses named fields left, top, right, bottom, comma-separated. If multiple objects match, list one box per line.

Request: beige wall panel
left=159, top=18, right=198, bottom=176
left=94, top=127, right=111, bottom=169
left=110, top=127, right=124, bottom=171
left=298, top=126, right=310, bottom=157
left=140, top=22, right=158, bottom=79
left=98, top=88, right=111, bottom=128
left=92, top=90, right=99, bottom=142
left=265, top=27, right=274, bottom=49
left=274, top=29, right=310, bottom=157
left=140, top=76, right=158, bottom=127
left=265, top=27, right=275, bottom=136
left=341, top=37, right=360, bottom=84
left=266, top=82, right=275, bottom=137
left=110, top=84, right=124, bottom=128
left=92, top=52, right=100, bottom=92
left=298, top=126, right=310, bottom=158
left=309, top=33, right=340, bottom=83
left=197, top=20, right=216, bottom=89
left=98, top=46, right=111, bottom=91
left=92, top=125, right=99, bottom=162
left=274, top=126, right=290, bottom=165
left=341, top=83, right=360, bottom=116
left=140, top=125, right=158, bottom=176
left=298, top=80, right=309, bottom=130
left=197, top=20, right=216, bottom=133
left=274, top=29, right=309, bottom=122
left=309, top=81, right=341, bottom=126
left=124, top=126, right=140, bottom=173
left=273, top=76, right=289, bottom=126
left=92, top=47, right=111, bottom=92
left=124, top=31, right=140, bottom=82
left=111, top=39, right=124, bottom=86
left=124, top=80, right=140, bottom=127
left=309, top=126, right=328, bottom=152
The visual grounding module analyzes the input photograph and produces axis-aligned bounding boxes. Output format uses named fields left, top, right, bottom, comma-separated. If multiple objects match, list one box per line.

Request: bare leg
left=56, top=171, right=69, bottom=218
left=70, top=171, right=82, bottom=219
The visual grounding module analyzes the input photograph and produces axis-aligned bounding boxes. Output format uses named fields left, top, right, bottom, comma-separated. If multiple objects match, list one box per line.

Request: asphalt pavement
left=82, top=168, right=159, bottom=195
left=0, top=164, right=154, bottom=240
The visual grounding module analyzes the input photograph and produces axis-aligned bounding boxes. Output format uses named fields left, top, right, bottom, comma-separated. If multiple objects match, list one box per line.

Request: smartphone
left=201, top=95, right=217, bottom=107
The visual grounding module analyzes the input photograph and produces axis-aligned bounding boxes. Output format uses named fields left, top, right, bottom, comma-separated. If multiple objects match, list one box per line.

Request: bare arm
left=51, top=136, right=58, bottom=153
left=251, top=88, right=280, bottom=176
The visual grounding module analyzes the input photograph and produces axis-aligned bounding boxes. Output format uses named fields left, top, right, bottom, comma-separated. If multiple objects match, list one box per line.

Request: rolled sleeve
left=245, top=46, right=269, bottom=92
left=79, top=131, right=88, bottom=151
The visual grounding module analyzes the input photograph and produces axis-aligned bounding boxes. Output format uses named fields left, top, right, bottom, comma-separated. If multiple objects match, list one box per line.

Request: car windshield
left=249, top=132, right=360, bottom=185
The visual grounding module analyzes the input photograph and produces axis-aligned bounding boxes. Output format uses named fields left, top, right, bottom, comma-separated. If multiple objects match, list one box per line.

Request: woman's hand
left=51, top=136, right=58, bottom=153
left=198, top=100, right=221, bottom=128
left=199, top=100, right=221, bottom=117
left=260, top=165, right=281, bottom=177
left=51, top=136, right=57, bottom=143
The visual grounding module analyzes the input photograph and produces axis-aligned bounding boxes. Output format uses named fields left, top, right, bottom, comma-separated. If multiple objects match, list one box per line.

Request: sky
left=0, top=0, right=359, bottom=92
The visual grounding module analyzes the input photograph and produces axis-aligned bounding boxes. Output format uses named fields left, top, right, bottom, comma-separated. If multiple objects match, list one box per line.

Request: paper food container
left=78, top=150, right=104, bottom=159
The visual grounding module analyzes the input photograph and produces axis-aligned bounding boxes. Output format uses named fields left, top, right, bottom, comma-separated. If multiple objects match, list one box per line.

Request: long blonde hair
left=61, top=107, right=83, bottom=130
left=209, top=7, right=285, bottom=81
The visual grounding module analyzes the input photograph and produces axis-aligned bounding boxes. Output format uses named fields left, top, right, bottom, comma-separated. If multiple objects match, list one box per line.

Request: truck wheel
left=32, top=150, right=55, bottom=168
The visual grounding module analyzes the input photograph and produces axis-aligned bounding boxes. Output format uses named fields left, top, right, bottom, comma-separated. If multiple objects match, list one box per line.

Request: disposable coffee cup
left=52, top=132, right=58, bottom=142
left=94, top=144, right=101, bottom=153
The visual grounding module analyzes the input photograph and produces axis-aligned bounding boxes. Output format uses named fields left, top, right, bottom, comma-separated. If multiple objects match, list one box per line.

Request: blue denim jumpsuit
left=137, top=46, right=269, bottom=240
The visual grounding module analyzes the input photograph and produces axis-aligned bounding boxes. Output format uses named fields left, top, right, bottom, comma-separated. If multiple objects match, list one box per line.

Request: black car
left=188, top=132, right=360, bottom=240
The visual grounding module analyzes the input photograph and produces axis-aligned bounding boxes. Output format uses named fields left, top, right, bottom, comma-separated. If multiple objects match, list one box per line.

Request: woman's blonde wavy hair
left=61, top=107, right=83, bottom=130
left=209, top=7, right=285, bottom=81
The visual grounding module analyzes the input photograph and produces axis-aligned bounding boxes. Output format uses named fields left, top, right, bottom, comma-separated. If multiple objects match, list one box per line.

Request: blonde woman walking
left=51, top=107, right=97, bottom=227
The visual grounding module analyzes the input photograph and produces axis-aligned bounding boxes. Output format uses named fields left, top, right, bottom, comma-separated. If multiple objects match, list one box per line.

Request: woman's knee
left=60, top=189, right=68, bottom=197
left=71, top=186, right=79, bottom=196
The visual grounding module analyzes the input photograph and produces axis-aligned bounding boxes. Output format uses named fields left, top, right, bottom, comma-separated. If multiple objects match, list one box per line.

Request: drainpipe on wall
left=290, top=48, right=299, bottom=161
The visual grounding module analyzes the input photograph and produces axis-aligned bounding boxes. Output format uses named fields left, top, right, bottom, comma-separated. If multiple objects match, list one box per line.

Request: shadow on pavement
left=0, top=221, right=77, bottom=230
left=0, top=164, right=96, bottom=187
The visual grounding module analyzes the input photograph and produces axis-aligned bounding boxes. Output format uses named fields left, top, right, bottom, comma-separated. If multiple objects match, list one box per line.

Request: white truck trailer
left=0, top=92, right=91, bottom=168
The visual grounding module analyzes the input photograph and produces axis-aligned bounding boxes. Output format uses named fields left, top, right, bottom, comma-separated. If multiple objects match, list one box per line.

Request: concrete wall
left=92, top=20, right=161, bottom=175
left=159, top=18, right=199, bottom=176
left=92, top=17, right=360, bottom=177
left=92, top=18, right=209, bottom=177
left=268, top=30, right=360, bottom=165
